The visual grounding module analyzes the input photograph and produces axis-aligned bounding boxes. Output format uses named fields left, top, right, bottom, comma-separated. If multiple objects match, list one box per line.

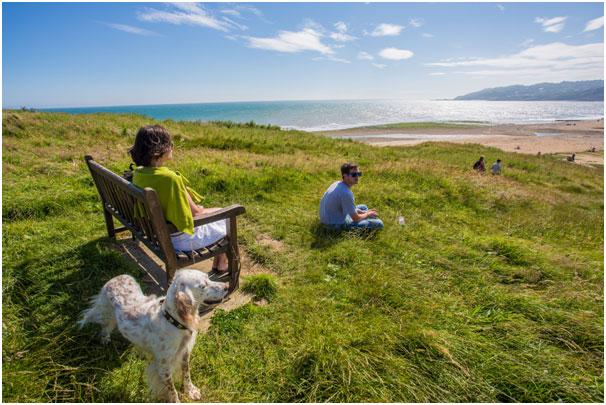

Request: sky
left=2, top=1, right=604, bottom=108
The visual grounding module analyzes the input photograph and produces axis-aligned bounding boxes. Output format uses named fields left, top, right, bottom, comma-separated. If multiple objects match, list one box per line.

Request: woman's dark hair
left=129, top=125, right=173, bottom=167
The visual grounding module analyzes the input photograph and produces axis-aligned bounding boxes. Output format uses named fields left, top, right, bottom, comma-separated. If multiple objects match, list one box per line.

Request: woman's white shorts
left=170, top=219, right=227, bottom=253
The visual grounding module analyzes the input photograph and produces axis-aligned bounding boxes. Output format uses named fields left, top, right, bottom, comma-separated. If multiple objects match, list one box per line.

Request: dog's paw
left=186, top=385, right=201, bottom=400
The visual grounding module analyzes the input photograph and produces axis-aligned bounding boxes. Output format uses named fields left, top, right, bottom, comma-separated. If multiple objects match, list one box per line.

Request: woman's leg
left=202, top=208, right=229, bottom=271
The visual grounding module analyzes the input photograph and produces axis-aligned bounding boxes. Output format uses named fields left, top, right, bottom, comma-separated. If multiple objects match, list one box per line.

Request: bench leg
left=226, top=248, right=240, bottom=293
left=226, top=217, right=241, bottom=293
left=165, top=261, right=177, bottom=288
left=103, top=207, right=116, bottom=239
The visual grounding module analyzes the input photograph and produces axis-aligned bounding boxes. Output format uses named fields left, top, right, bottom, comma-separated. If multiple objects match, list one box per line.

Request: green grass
left=2, top=110, right=603, bottom=402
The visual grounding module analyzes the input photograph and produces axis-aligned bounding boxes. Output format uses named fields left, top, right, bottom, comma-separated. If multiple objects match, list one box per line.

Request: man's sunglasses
left=348, top=172, right=363, bottom=177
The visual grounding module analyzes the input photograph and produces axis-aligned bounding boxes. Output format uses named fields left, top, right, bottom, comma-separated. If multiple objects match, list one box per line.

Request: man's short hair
left=341, top=162, right=358, bottom=176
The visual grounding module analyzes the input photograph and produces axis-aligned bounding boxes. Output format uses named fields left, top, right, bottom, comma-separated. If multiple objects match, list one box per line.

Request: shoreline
left=315, top=119, right=604, bottom=165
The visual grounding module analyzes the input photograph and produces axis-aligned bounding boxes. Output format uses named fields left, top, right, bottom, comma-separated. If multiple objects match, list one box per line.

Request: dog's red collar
left=159, top=299, right=192, bottom=332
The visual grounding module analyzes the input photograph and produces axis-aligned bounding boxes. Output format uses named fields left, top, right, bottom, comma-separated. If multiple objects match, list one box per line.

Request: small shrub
left=241, top=274, right=278, bottom=301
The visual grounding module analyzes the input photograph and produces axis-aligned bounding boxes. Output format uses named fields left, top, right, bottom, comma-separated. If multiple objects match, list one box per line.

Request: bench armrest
left=166, top=204, right=246, bottom=233
left=193, top=204, right=246, bottom=226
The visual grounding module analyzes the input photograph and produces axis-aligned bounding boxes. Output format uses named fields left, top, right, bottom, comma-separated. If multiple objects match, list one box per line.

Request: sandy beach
left=317, top=119, right=604, bottom=165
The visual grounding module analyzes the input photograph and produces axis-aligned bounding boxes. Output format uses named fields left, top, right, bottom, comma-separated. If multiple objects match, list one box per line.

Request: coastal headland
left=317, top=119, right=604, bottom=165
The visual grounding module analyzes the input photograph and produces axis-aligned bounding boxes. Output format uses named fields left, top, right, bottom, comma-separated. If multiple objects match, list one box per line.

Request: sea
left=42, top=100, right=604, bottom=132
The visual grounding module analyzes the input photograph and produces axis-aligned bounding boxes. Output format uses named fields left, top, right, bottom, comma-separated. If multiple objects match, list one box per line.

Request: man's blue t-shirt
left=319, top=181, right=357, bottom=225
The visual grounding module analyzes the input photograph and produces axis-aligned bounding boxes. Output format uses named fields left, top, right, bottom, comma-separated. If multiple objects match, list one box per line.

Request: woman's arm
left=186, top=190, right=205, bottom=217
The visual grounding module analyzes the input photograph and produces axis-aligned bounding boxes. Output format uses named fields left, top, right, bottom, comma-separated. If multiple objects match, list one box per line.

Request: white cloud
left=535, top=16, right=567, bottom=33
left=221, top=17, right=248, bottom=31
left=497, top=5, right=505, bottom=12
left=379, top=47, right=414, bottom=60
left=171, top=2, right=204, bottom=14
left=370, top=23, right=404, bottom=37
left=220, top=5, right=264, bottom=20
left=427, top=42, right=604, bottom=80
left=329, top=21, right=357, bottom=42
left=544, top=23, right=565, bottom=33
left=334, top=21, right=348, bottom=33
left=408, top=18, right=424, bottom=28
left=330, top=32, right=357, bottom=42
left=584, top=16, right=604, bottom=32
left=358, top=51, right=374, bottom=60
left=138, top=4, right=232, bottom=31
left=429, top=72, right=445, bottom=76
left=372, top=63, right=387, bottom=69
left=105, top=23, right=159, bottom=36
left=245, top=28, right=333, bottom=55
left=221, top=9, right=241, bottom=17
left=422, top=33, right=434, bottom=38
left=520, top=38, right=535, bottom=48
left=313, top=56, right=351, bottom=64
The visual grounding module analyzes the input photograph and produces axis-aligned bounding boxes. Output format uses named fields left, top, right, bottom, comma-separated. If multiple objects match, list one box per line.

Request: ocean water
left=43, top=100, right=604, bottom=131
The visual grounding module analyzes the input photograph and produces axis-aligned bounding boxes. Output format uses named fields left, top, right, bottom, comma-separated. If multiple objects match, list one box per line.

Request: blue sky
left=2, top=2, right=604, bottom=108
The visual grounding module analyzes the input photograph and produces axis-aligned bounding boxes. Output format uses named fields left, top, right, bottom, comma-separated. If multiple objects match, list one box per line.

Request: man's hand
left=366, top=209, right=378, bottom=218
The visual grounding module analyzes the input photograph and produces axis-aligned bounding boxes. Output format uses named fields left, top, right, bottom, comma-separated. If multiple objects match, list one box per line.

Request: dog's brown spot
left=175, top=291, right=194, bottom=328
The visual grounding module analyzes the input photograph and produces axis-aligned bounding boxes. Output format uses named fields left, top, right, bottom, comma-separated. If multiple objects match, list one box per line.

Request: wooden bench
left=84, top=155, right=245, bottom=292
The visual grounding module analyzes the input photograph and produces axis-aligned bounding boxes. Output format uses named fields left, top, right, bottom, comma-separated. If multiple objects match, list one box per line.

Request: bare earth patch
left=255, top=233, right=285, bottom=253
left=114, top=236, right=274, bottom=331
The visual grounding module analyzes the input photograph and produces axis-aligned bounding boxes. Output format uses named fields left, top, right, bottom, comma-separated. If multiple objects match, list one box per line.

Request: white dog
left=79, top=269, right=229, bottom=402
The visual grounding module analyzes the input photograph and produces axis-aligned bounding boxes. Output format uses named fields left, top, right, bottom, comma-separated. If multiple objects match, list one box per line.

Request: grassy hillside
left=2, top=111, right=603, bottom=402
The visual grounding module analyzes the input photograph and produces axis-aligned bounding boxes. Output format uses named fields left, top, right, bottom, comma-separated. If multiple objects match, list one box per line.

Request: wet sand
left=317, top=119, right=604, bottom=165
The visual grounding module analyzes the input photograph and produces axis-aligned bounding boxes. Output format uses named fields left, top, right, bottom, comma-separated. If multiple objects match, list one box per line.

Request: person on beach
left=129, top=125, right=229, bottom=274
left=319, top=162, right=384, bottom=231
left=491, top=159, right=502, bottom=175
left=473, top=156, right=486, bottom=172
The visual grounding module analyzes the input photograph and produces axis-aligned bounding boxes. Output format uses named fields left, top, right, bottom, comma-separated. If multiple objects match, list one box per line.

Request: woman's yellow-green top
left=132, top=166, right=203, bottom=235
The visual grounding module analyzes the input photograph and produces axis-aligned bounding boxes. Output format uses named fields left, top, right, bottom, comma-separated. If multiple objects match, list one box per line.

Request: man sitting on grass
left=491, top=158, right=502, bottom=175
left=319, top=162, right=384, bottom=231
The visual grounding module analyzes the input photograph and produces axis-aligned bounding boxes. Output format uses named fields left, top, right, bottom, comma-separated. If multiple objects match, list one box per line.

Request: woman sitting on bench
left=129, top=125, right=229, bottom=274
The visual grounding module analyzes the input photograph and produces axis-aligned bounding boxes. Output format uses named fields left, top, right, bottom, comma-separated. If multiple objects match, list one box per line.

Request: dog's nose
left=222, top=283, right=229, bottom=291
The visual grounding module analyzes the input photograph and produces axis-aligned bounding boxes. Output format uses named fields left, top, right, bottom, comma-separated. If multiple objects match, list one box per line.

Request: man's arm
left=351, top=210, right=377, bottom=222
left=342, top=191, right=377, bottom=222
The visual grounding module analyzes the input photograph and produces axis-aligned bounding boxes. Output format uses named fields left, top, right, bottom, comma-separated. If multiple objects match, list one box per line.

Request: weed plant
left=2, top=111, right=603, bottom=402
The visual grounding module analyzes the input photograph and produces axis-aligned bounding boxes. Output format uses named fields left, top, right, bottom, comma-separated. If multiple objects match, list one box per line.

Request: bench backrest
left=84, top=155, right=176, bottom=262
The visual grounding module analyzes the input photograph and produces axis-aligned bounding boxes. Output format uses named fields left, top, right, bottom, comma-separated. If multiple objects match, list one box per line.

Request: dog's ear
left=175, top=290, right=196, bottom=329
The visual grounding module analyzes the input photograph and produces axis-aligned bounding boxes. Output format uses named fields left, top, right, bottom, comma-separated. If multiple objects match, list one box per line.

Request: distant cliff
left=455, top=80, right=604, bottom=101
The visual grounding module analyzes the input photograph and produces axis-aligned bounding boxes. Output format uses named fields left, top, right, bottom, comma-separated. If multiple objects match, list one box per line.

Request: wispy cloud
left=422, top=33, right=434, bottom=38
left=535, top=16, right=567, bottom=33
left=372, top=63, right=387, bottom=69
left=497, top=5, right=505, bottom=12
left=221, top=16, right=248, bottom=31
left=520, top=38, right=535, bottom=48
left=428, top=42, right=603, bottom=80
left=138, top=3, right=232, bottom=32
left=379, top=47, right=414, bottom=60
left=408, top=18, right=424, bottom=28
left=357, top=51, right=374, bottom=60
left=245, top=28, right=333, bottom=55
left=105, top=23, right=159, bottom=36
left=584, top=16, right=604, bottom=32
left=334, top=21, right=347, bottom=33
left=370, top=23, right=404, bottom=37
left=429, top=72, right=445, bottom=76
left=313, top=56, right=351, bottom=64
left=330, top=21, right=357, bottom=42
